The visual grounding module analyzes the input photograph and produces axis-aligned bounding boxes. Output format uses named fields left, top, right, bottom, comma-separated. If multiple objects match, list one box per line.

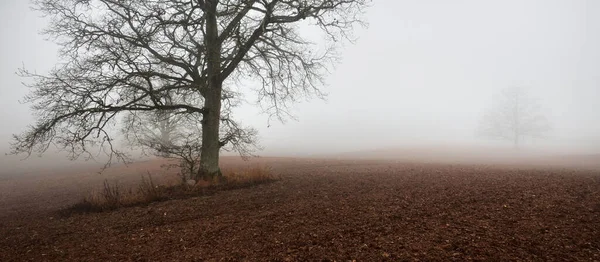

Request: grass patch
left=62, top=165, right=277, bottom=215
left=222, top=165, right=278, bottom=186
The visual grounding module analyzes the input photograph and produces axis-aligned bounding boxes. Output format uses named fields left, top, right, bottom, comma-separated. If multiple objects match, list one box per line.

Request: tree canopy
left=12, top=0, right=369, bottom=179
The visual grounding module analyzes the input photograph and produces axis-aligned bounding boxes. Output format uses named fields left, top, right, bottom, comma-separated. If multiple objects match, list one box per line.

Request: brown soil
left=1, top=157, right=599, bottom=261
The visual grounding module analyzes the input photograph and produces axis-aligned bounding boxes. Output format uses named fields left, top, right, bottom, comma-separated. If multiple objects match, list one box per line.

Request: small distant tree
left=122, top=94, right=181, bottom=158
left=122, top=91, right=258, bottom=181
left=477, top=87, right=551, bottom=148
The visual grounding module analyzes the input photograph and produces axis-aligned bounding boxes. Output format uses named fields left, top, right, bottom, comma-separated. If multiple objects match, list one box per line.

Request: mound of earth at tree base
left=1, top=158, right=599, bottom=261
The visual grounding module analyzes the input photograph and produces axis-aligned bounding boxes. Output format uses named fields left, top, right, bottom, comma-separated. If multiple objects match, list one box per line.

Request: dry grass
left=222, top=164, right=277, bottom=185
left=64, top=165, right=277, bottom=215
left=65, top=173, right=166, bottom=213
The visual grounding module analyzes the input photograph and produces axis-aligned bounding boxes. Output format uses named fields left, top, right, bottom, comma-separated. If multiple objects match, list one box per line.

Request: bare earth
left=1, top=155, right=599, bottom=261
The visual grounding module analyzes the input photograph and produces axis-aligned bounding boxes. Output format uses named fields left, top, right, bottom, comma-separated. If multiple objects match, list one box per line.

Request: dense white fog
left=1, top=0, right=599, bottom=171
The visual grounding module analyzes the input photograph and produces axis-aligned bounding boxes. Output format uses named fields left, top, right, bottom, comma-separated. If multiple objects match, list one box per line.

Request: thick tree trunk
left=199, top=88, right=222, bottom=180
left=198, top=0, right=223, bottom=181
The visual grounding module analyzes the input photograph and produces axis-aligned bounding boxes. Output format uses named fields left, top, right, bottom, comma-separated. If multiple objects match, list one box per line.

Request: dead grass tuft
left=63, top=165, right=277, bottom=215
left=222, top=165, right=277, bottom=186
left=64, top=173, right=166, bottom=214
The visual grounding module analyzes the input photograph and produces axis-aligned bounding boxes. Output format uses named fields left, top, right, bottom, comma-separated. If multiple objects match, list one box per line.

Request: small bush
left=100, top=179, right=122, bottom=207
left=137, top=173, right=163, bottom=203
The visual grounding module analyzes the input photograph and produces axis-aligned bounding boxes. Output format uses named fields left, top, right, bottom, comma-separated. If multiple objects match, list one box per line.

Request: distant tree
left=124, top=109, right=204, bottom=182
left=477, top=87, right=551, bottom=148
left=11, top=0, right=369, bottom=180
left=122, top=94, right=182, bottom=158
left=122, top=92, right=258, bottom=182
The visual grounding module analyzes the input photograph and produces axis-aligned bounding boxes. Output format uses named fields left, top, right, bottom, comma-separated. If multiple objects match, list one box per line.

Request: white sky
left=1, top=0, right=599, bottom=159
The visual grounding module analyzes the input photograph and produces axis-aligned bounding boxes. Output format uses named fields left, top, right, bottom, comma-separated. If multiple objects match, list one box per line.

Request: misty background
left=1, top=0, right=599, bottom=171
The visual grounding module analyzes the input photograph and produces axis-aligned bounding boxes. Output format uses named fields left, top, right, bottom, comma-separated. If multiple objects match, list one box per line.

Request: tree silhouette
left=11, top=0, right=369, bottom=179
left=478, top=87, right=551, bottom=148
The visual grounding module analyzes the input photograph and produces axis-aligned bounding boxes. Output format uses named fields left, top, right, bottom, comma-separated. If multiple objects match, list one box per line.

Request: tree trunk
left=198, top=0, right=223, bottom=181
left=513, top=91, right=520, bottom=150
left=199, top=88, right=222, bottom=180
left=159, top=114, right=171, bottom=158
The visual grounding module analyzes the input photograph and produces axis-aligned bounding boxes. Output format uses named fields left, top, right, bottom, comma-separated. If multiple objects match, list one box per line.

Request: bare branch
left=15, top=0, right=368, bottom=177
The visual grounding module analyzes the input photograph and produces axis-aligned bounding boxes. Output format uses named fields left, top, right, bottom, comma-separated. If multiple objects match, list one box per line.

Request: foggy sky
left=1, top=0, right=599, bottom=159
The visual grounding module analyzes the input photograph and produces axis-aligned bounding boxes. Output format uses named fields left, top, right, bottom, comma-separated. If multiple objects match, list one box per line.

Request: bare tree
left=122, top=93, right=258, bottom=181
left=129, top=114, right=204, bottom=183
left=477, top=87, right=551, bottom=149
left=11, top=0, right=369, bottom=179
left=122, top=93, right=182, bottom=158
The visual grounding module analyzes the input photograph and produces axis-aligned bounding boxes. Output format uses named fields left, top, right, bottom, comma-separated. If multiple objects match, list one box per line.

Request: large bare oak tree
left=11, top=0, right=368, bottom=179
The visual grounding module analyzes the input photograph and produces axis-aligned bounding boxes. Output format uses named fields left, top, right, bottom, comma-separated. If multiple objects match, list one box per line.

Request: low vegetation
left=3, top=161, right=599, bottom=261
left=64, top=165, right=276, bottom=215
